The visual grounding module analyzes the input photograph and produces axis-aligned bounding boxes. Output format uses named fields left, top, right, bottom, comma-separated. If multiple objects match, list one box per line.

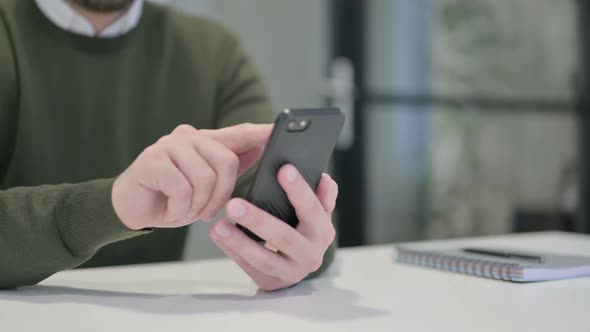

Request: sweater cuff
left=56, top=178, right=151, bottom=257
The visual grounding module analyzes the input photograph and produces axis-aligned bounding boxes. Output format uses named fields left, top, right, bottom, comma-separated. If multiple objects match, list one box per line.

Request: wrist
left=111, top=175, right=140, bottom=231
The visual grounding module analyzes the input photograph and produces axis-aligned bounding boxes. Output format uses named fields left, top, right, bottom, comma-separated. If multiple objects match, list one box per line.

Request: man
left=0, top=0, right=337, bottom=291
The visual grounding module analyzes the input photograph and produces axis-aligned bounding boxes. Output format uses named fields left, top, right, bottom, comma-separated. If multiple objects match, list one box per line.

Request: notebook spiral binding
left=397, top=248, right=523, bottom=281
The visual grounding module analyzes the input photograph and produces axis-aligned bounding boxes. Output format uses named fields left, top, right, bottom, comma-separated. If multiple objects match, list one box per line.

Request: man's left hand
left=209, top=164, right=338, bottom=291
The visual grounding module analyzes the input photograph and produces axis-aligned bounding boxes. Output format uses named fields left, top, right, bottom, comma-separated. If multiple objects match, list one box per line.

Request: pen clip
left=463, top=248, right=544, bottom=264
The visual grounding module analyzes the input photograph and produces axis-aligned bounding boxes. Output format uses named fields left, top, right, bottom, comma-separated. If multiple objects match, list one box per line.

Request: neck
left=66, top=1, right=129, bottom=34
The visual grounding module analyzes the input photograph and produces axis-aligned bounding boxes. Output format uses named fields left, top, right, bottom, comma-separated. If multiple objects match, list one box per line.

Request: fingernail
left=227, top=200, right=247, bottom=218
left=285, top=165, right=297, bottom=183
left=215, top=223, right=232, bottom=238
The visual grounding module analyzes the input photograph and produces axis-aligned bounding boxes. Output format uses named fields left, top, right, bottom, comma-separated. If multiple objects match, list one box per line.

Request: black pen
left=463, top=248, right=544, bottom=264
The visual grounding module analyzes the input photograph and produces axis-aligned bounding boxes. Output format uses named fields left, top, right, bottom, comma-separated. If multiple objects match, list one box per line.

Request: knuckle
left=173, top=124, right=196, bottom=136
left=157, top=134, right=178, bottom=147
left=304, top=196, right=323, bottom=213
left=221, top=152, right=239, bottom=172
left=287, top=267, right=308, bottom=284
left=282, top=275, right=302, bottom=288
left=274, top=232, right=296, bottom=250
left=307, top=254, right=324, bottom=272
left=239, top=122, right=254, bottom=131
left=246, top=212, right=264, bottom=230
left=196, top=168, right=217, bottom=188
left=208, top=191, right=232, bottom=212
left=324, top=223, right=337, bottom=245
left=141, top=145, right=165, bottom=162
left=176, top=183, right=193, bottom=199
left=218, top=242, right=235, bottom=254
left=237, top=122, right=257, bottom=136
left=258, top=280, right=284, bottom=292
left=258, top=259, right=279, bottom=276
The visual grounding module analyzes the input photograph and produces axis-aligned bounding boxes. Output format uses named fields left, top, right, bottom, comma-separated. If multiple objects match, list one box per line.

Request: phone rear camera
left=287, top=119, right=311, bottom=132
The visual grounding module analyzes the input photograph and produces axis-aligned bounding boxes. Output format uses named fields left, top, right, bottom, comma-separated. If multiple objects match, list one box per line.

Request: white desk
left=1, top=231, right=589, bottom=332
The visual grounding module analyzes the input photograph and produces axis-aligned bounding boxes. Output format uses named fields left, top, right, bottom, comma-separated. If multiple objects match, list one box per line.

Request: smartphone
left=237, top=108, right=345, bottom=242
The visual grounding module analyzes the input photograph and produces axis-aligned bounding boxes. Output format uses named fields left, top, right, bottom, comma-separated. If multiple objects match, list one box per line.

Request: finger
left=163, top=139, right=215, bottom=219
left=140, top=149, right=192, bottom=224
left=316, top=173, right=338, bottom=214
left=209, top=220, right=283, bottom=290
left=171, top=125, right=239, bottom=219
left=277, top=165, right=329, bottom=233
left=225, top=251, right=285, bottom=291
left=173, top=124, right=262, bottom=176
left=200, top=123, right=273, bottom=154
left=225, top=198, right=312, bottom=261
left=208, top=219, right=293, bottom=279
left=191, top=134, right=239, bottom=219
left=236, top=146, right=263, bottom=176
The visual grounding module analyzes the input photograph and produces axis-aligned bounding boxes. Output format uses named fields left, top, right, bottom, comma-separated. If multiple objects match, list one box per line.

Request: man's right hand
left=111, top=123, right=272, bottom=230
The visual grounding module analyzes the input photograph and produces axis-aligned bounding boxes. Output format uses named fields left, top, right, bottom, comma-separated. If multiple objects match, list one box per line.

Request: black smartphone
left=237, top=108, right=345, bottom=242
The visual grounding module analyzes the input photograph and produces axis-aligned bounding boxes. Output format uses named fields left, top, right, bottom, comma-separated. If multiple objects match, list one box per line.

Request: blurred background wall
left=149, top=0, right=580, bottom=259
left=425, top=0, right=577, bottom=239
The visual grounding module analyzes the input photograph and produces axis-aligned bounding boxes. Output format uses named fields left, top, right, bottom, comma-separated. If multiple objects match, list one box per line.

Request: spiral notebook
left=395, top=246, right=590, bottom=282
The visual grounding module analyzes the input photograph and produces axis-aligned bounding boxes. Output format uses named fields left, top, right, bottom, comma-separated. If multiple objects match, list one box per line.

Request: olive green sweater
left=0, top=0, right=334, bottom=288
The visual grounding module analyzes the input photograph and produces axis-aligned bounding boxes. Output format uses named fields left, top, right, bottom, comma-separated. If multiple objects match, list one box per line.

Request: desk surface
left=1, top=231, right=589, bottom=332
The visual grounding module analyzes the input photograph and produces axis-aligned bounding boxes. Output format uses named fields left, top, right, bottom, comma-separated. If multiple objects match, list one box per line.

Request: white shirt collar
left=35, top=0, right=143, bottom=38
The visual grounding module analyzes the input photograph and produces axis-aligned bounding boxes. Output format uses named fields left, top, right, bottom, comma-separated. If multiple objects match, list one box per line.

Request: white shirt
left=35, top=0, right=143, bottom=38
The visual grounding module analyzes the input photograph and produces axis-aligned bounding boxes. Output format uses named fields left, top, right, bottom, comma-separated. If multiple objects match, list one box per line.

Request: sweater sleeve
left=0, top=20, right=147, bottom=289
left=0, top=179, right=149, bottom=288
left=212, top=26, right=336, bottom=278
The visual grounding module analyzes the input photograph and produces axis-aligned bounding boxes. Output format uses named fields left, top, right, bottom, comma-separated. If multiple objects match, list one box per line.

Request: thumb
left=200, top=123, right=273, bottom=154
left=236, top=146, right=263, bottom=176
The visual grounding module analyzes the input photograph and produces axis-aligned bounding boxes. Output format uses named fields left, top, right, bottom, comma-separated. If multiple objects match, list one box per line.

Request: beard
left=71, top=0, right=135, bottom=13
